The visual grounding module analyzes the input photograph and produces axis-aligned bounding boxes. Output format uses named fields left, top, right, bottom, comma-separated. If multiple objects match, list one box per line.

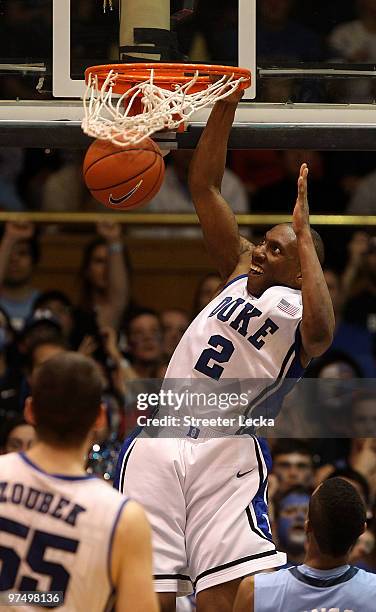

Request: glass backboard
left=1, top=0, right=376, bottom=148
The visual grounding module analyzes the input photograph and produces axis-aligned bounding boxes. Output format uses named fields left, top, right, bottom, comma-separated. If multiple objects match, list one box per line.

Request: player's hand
left=222, top=85, right=245, bottom=105
left=292, top=163, right=310, bottom=236
left=211, top=74, right=245, bottom=105
left=96, top=221, right=122, bottom=244
left=3, top=221, right=35, bottom=243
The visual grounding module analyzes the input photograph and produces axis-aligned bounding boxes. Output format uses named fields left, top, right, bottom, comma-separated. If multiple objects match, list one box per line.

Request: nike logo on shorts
left=236, top=469, right=253, bottom=478
left=108, top=179, right=143, bottom=205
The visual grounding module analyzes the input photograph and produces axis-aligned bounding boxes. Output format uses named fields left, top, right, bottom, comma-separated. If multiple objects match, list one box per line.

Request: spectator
left=350, top=527, right=376, bottom=571
left=252, top=151, right=345, bottom=214
left=0, top=222, right=40, bottom=330
left=192, top=272, right=222, bottom=318
left=274, top=485, right=311, bottom=566
left=134, top=150, right=249, bottom=238
left=0, top=415, right=36, bottom=454
left=160, top=308, right=189, bottom=361
left=316, top=441, right=376, bottom=506
left=348, top=171, right=376, bottom=215
left=272, top=440, right=314, bottom=494
left=328, top=0, right=376, bottom=102
left=122, top=310, right=163, bottom=380
left=323, top=266, right=376, bottom=376
left=19, top=309, right=65, bottom=361
left=352, top=392, right=376, bottom=438
left=0, top=306, right=23, bottom=434
left=41, top=151, right=88, bottom=212
left=341, top=233, right=376, bottom=349
left=78, top=222, right=130, bottom=330
left=32, top=291, right=75, bottom=344
left=306, top=350, right=363, bottom=441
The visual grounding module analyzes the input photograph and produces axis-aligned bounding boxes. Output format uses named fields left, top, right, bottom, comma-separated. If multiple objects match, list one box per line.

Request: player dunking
left=0, top=353, right=158, bottom=612
left=115, top=89, right=335, bottom=612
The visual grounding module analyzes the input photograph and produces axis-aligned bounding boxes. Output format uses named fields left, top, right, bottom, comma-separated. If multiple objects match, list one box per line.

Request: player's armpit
left=233, top=576, right=254, bottom=612
left=112, top=501, right=159, bottom=612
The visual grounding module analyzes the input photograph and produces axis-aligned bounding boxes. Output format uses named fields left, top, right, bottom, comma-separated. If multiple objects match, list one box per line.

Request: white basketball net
left=82, top=68, right=247, bottom=147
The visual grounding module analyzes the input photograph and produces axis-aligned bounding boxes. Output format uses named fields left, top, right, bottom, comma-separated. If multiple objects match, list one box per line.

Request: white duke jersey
left=164, top=274, right=305, bottom=420
left=0, top=452, right=129, bottom=612
left=254, top=564, right=376, bottom=612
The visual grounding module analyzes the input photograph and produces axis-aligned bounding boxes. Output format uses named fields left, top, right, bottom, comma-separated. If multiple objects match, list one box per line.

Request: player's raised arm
left=294, top=164, right=335, bottom=364
left=112, top=501, right=159, bottom=612
left=188, top=90, right=253, bottom=281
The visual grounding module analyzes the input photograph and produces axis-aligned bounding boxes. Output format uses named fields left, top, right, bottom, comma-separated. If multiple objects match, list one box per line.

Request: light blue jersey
left=254, top=564, right=376, bottom=612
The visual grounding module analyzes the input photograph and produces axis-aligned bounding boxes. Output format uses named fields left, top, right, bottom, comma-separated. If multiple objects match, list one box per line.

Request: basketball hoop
left=82, top=63, right=251, bottom=147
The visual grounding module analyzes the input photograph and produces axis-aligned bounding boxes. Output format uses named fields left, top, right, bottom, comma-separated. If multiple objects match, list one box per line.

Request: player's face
left=247, top=225, right=300, bottom=296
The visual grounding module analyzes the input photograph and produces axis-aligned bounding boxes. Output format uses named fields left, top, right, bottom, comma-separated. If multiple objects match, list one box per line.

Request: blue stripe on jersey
left=113, top=426, right=142, bottom=491
left=221, top=274, right=249, bottom=291
left=19, top=452, right=97, bottom=481
left=107, top=497, right=130, bottom=589
left=249, top=436, right=273, bottom=541
left=236, top=323, right=305, bottom=433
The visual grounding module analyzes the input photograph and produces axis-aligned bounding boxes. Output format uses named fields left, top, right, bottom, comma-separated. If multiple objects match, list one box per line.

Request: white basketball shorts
left=115, top=431, right=286, bottom=595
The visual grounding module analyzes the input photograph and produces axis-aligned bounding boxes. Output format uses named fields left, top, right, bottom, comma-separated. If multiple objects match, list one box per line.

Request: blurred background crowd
left=1, top=0, right=376, bottom=586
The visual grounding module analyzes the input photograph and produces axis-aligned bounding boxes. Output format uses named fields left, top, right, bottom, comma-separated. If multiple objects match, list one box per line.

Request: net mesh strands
left=82, top=64, right=251, bottom=147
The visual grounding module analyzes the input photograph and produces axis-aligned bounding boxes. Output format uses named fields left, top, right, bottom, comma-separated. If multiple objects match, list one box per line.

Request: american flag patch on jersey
left=277, top=298, right=300, bottom=316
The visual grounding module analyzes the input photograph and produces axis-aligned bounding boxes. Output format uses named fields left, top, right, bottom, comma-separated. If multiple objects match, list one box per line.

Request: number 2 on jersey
left=194, top=334, right=235, bottom=380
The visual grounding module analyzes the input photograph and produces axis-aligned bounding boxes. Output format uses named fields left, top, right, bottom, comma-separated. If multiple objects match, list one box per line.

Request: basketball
left=83, top=137, right=165, bottom=210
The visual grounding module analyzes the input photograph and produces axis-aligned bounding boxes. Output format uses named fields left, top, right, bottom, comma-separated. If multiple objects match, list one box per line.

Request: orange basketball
left=83, top=137, right=165, bottom=210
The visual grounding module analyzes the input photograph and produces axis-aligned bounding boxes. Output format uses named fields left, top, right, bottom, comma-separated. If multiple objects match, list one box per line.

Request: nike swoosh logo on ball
left=108, top=179, right=143, bottom=205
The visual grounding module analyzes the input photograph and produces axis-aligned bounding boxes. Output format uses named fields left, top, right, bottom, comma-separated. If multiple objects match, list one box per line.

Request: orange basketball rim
left=82, top=62, right=251, bottom=147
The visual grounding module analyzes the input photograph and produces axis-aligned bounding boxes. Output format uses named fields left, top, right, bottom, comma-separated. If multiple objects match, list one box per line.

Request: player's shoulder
left=117, top=500, right=147, bottom=531
left=262, top=285, right=302, bottom=311
left=355, top=567, right=376, bottom=587
left=255, top=567, right=292, bottom=587
left=0, top=451, right=21, bottom=470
